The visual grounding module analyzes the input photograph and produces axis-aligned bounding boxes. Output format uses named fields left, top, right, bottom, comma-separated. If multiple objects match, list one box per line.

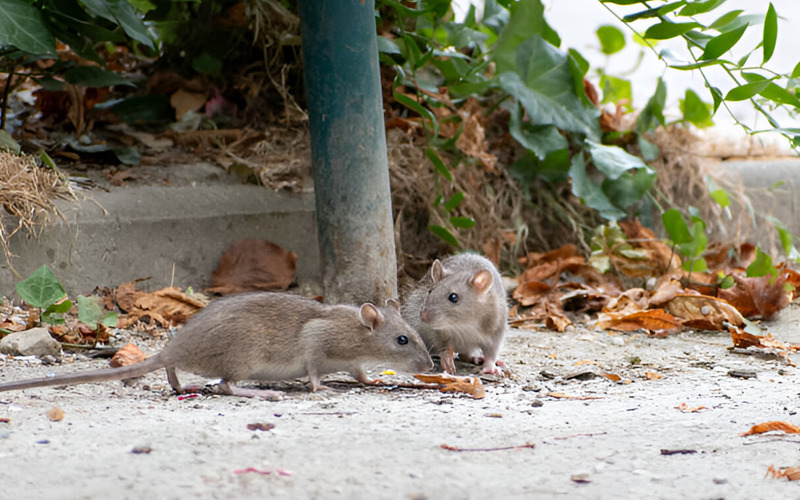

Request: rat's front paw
left=480, top=363, right=503, bottom=375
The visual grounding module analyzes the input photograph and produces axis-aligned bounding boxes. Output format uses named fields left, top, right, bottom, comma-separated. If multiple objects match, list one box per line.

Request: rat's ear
left=471, top=270, right=493, bottom=293
left=359, top=303, right=384, bottom=330
left=385, top=298, right=400, bottom=311
left=431, top=259, right=444, bottom=283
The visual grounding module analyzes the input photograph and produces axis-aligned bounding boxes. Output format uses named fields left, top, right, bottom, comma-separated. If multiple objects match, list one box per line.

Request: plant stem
left=1, top=69, right=14, bottom=130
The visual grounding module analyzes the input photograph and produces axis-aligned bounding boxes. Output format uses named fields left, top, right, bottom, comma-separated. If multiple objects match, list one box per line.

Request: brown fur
left=0, top=293, right=433, bottom=398
left=401, top=254, right=508, bottom=374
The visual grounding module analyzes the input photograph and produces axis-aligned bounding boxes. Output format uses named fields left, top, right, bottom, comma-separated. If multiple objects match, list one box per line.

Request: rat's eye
left=397, top=335, right=409, bottom=345
left=448, top=293, right=458, bottom=303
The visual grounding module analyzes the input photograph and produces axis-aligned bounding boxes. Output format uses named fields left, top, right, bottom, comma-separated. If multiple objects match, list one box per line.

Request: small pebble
left=727, top=370, right=757, bottom=379
left=531, top=399, right=544, bottom=407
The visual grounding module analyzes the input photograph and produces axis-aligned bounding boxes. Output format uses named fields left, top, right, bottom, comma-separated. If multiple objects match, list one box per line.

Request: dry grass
left=0, top=151, right=73, bottom=275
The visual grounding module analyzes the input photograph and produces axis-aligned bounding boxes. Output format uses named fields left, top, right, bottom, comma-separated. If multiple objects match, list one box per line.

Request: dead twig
left=440, top=443, right=536, bottom=452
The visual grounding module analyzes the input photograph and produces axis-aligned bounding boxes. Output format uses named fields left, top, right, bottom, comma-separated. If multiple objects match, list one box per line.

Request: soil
left=2, top=306, right=800, bottom=499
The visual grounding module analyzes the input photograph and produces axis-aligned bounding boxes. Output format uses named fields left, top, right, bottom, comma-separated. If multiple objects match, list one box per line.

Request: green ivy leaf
left=635, top=78, right=667, bottom=133
left=680, top=89, right=714, bottom=128
left=596, top=25, right=625, bottom=55
left=683, top=257, right=708, bottom=273
left=193, top=53, right=222, bottom=75
left=678, top=0, right=726, bottom=16
left=586, top=140, right=651, bottom=180
left=506, top=102, right=568, bottom=160
left=636, top=134, right=659, bottom=161
left=601, top=168, right=657, bottom=209
left=77, top=295, right=102, bottom=329
left=377, top=36, right=401, bottom=55
left=709, top=188, right=730, bottom=208
left=0, top=0, right=57, bottom=54
left=625, top=2, right=686, bottom=22
left=746, top=247, right=778, bottom=281
left=45, top=299, right=72, bottom=314
left=450, top=216, right=476, bottom=228
left=762, top=3, right=777, bottom=65
left=662, top=209, right=693, bottom=244
left=80, top=0, right=154, bottom=49
left=498, top=36, right=600, bottom=141
left=429, top=225, right=460, bottom=247
left=708, top=85, right=723, bottom=113
left=101, top=311, right=119, bottom=328
left=700, top=24, right=747, bottom=60
left=443, top=192, right=464, bottom=212
left=724, top=80, right=770, bottom=101
left=644, top=21, right=702, bottom=40
left=767, top=216, right=800, bottom=261
left=719, top=275, right=735, bottom=289
left=0, top=130, right=21, bottom=155
left=491, top=0, right=549, bottom=74
left=791, top=61, right=800, bottom=79
left=16, top=265, right=67, bottom=309
left=64, top=66, right=135, bottom=88
left=709, top=10, right=743, bottom=30
left=569, top=154, right=625, bottom=220
left=426, top=148, right=453, bottom=183
left=678, top=217, right=707, bottom=258
left=600, top=74, right=632, bottom=109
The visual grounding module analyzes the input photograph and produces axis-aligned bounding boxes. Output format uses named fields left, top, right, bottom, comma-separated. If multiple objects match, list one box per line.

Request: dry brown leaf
left=645, top=371, right=663, bottom=380
left=730, top=327, right=800, bottom=352
left=171, top=88, right=207, bottom=121
left=718, top=273, right=791, bottom=320
left=600, top=373, right=621, bottom=382
left=596, top=309, right=682, bottom=334
left=649, top=279, right=684, bottom=306
left=741, top=421, right=800, bottom=436
left=602, top=288, right=651, bottom=315
left=116, top=282, right=205, bottom=328
left=545, top=306, right=572, bottom=332
left=0, top=320, right=26, bottom=332
left=675, top=403, right=707, bottom=413
left=520, top=244, right=581, bottom=267
left=46, top=407, right=64, bottom=422
left=574, top=360, right=594, bottom=366
left=616, top=220, right=682, bottom=277
left=110, top=343, right=147, bottom=368
left=455, top=111, right=496, bottom=172
left=767, top=465, right=800, bottom=481
left=414, top=373, right=485, bottom=399
left=664, top=294, right=744, bottom=330
left=546, top=392, right=601, bottom=400
left=207, top=239, right=298, bottom=295
left=705, top=242, right=756, bottom=273
left=512, top=280, right=553, bottom=307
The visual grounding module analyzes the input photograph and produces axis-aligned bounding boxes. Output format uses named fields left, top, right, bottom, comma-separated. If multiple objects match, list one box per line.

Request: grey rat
left=401, top=253, right=507, bottom=375
left=0, top=292, right=433, bottom=399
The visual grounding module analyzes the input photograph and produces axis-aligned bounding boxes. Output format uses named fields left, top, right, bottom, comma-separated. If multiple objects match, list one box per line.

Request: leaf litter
left=508, top=220, right=800, bottom=366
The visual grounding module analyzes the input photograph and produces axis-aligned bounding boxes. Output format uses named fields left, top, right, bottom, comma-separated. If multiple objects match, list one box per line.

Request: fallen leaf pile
left=509, top=220, right=800, bottom=362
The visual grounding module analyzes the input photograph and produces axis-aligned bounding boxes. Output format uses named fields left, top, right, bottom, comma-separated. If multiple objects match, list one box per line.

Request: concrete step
left=0, top=181, right=320, bottom=298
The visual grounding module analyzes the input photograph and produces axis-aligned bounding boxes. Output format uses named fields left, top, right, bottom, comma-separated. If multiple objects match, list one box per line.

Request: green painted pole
left=298, top=0, right=397, bottom=305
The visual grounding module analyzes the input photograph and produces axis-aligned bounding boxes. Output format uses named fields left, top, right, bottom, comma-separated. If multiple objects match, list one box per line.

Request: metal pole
left=298, top=0, right=397, bottom=305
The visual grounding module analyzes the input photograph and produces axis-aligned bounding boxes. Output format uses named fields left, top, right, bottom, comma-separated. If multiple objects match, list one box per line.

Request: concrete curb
left=0, top=183, right=320, bottom=298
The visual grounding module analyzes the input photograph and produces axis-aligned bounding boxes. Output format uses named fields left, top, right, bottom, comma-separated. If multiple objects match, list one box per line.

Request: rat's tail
left=0, top=354, right=167, bottom=392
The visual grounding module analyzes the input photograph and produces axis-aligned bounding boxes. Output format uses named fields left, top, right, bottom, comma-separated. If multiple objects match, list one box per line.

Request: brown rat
left=401, top=253, right=507, bottom=375
left=0, top=292, right=433, bottom=399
